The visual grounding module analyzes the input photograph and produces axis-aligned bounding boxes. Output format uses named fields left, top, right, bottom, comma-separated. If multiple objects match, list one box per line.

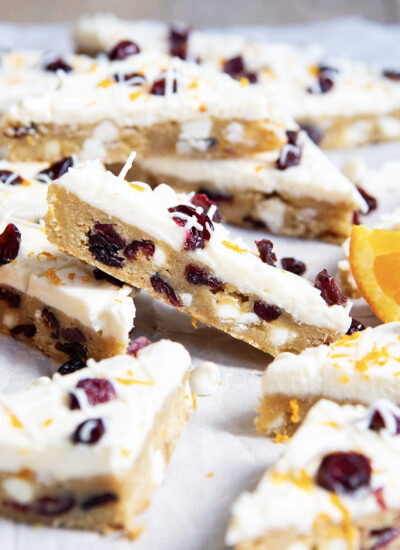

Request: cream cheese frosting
left=226, top=398, right=400, bottom=545
left=261, top=323, right=400, bottom=404
left=136, top=135, right=367, bottom=210
left=74, top=14, right=400, bottom=123
left=50, top=160, right=352, bottom=333
left=7, top=51, right=291, bottom=129
left=0, top=160, right=50, bottom=221
left=0, top=217, right=136, bottom=340
left=0, top=340, right=191, bottom=482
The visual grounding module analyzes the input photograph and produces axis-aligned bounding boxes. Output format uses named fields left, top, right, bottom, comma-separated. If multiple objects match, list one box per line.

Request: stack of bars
left=0, top=11, right=400, bottom=545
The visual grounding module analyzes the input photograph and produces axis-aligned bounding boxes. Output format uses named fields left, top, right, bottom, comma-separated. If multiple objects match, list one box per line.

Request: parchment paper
left=0, top=17, right=399, bottom=550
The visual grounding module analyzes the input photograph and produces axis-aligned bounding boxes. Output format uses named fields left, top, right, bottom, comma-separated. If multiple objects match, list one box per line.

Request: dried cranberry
left=255, top=239, right=277, bottom=266
left=43, top=57, right=72, bottom=73
left=346, top=318, right=366, bottom=336
left=316, top=451, right=371, bottom=494
left=276, top=131, right=302, bottom=170
left=87, top=223, right=126, bottom=268
left=0, top=223, right=21, bottom=266
left=374, top=487, right=387, bottom=511
left=60, top=327, right=86, bottom=344
left=223, top=56, right=245, bottom=77
left=37, top=156, right=75, bottom=183
left=58, top=359, right=86, bottom=375
left=150, top=75, right=178, bottom=95
left=55, top=341, right=87, bottom=361
left=0, top=287, right=20, bottom=308
left=109, top=40, right=140, bottom=60
left=72, top=418, right=105, bottom=445
left=308, top=65, right=338, bottom=94
left=190, top=193, right=222, bottom=223
left=383, top=69, right=400, bottom=81
left=169, top=24, right=191, bottom=59
left=315, top=269, right=346, bottom=306
left=31, top=495, right=75, bottom=516
left=368, top=527, right=399, bottom=550
left=124, top=239, right=155, bottom=261
left=11, top=324, right=36, bottom=338
left=185, top=264, right=223, bottom=288
left=93, top=268, right=124, bottom=287
left=299, top=123, right=323, bottom=145
left=243, top=216, right=268, bottom=229
left=41, top=307, right=60, bottom=339
left=3, top=500, right=29, bottom=513
left=169, top=204, right=213, bottom=250
left=113, top=72, right=146, bottom=85
left=281, top=257, right=306, bottom=276
left=369, top=409, right=400, bottom=434
left=0, top=170, right=23, bottom=185
left=150, top=273, right=182, bottom=307
left=356, top=186, right=377, bottom=214
left=81, top=492, right=118, bottom=511
left=198, top=188, right=233, bottom=203
left=69, top=378, right=116, bottom=410
left=244, top=71, right=258, bottom=83
left=353, top=211, right=361, bottom=225
left=127, top=336, right=151, bottom=357
left=253, top=300, right=281, bottom=322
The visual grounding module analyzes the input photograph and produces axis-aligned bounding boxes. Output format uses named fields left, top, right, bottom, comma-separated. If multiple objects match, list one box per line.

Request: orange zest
left=349, top=225, right=400, bottom=322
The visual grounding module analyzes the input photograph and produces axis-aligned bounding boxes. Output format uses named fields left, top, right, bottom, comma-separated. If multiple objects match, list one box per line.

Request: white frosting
left=0, top=160, right=50, bottom=221
left=226, top=398, right=400, bottom=545
left=343, top=157, right=400, bottom=198
left=74, top=14, right=400, bottom=125
left=0, top=340, right=191, bottom=481
left=0, top=217, right=135, bottom=341
left=190, top=361, right=220, bottom=396
left=50, top=161, right=352, bottom=333
left=136, top=136, right=366, bottom=210
left=261, top=323, right=400, bottom=404
left=7, top=51, right=290, bottom=130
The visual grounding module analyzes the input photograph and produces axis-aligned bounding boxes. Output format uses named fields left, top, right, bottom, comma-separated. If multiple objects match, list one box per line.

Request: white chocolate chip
left=3, top=478, right=34, bottom=503
left=190, top=362, right=220, bottom=396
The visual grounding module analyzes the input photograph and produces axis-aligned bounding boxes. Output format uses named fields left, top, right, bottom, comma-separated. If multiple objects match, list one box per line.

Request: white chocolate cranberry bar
left=0, top=339, right=192, bottom=535
left=256, top=322, right=400, bottom=438
left=45, top=160, right=352, bottom=356
left=74, top=14, right=400, bottom=149
left=125, top=132, right=367, bottom=243
left=0, top=216, right=136, bottom=363
left=227, top=399, right=400, bottom=549
left=3, top=51, right=289, bottom=163
left=0, top=156, right=78, bottom=222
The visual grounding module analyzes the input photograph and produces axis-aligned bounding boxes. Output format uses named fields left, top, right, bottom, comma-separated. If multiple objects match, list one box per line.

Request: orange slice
left=349, top=224, right=400, bottom=322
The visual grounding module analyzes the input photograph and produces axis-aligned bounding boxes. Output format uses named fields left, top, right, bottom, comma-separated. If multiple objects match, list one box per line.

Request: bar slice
left=126, top=132, right=367, bottom=243
left=0, top=339, right=192, bottom=535
left=45, top=160, right=352, bottom=356
left=256, top=322, right=400, bottom=438
left=74, top=14, right=400, bottom=149
left=3, top=51, right=289, bottom=163
left=0, top=216, right=136, bottom=363
left=227, top=398, right=400, bottom=549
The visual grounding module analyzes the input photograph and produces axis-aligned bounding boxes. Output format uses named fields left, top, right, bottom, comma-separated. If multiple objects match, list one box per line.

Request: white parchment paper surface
left=0, top=16, right=399, bottom=550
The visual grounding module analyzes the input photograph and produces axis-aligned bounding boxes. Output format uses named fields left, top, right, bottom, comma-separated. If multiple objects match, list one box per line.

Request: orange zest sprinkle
left=41, top=418, right=54, bottom=428
left=89, top=63, right=98, bottom=73
left=26, top=135, right=33, bottom=145
left=191, top=317, right=198, bottom=329
left=255, top=165, right=264, bottom=172
left=222, top=240, right=247, bottom=254
left=27, top=251, right=35, bottom=258
left=37, top=251, right=57, bottom=261
left=129, top=91, right=142, bottom=102
left=4, top=407, right=23, bottom=429
left=309, top=64, right=319, bottom=76
left=354, top=344, right=390, bottom=374
left=206, top=472, right=214, bottom=478
left=289, top=399, right=300, bottom=423
left=240, top=77, right=249, bottom=86
left=115, top=377, right=155, bottom=386
left=114, top=298, right=123, bottom=303
left=120, top=447, right=131, bottom=457
left=129, top=183, right=145, bottom=192
left=44, top=266, right=64, bottom=286
left=329, top=493, right=356, bottom=549
left=275, top=433, right=290, bottom=444
left=81, top=275, right=91, bottom=282
left=97, top=77, right=113, bottom=88
left=191, top=391, right=197, bottom=409
left=271, top=469, right=313, bottom=491
left=324, top=420, right=339, bottom=429
left=199, top=103, right=207, bottom=112
left=21, top=179, right=31, bottom=187
left=187, top=80, right=198, bottom=89
left=68, top=273, right=75, bottom=280
left=340, top=375, right=349, bottom=384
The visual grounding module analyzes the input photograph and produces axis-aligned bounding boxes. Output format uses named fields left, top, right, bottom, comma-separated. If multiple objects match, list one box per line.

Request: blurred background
left=2, top=0, right=400, bottom=25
